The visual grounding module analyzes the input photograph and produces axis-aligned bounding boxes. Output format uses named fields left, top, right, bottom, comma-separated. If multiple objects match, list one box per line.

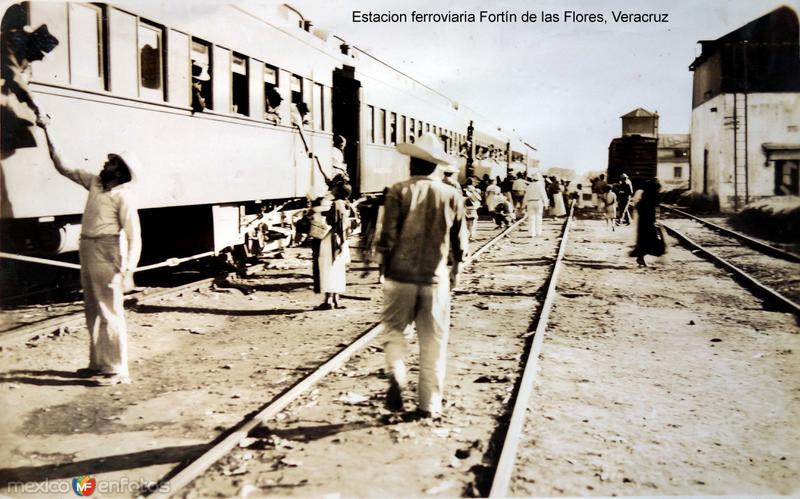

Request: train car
left=607, top=135, right=658, bottom=188
left=0, top=1, right=516, bottom=272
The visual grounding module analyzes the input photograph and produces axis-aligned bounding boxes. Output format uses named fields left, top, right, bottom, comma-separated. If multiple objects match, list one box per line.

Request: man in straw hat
left=440, top=161, right=460, bottom=190
left=38, top=119, right=141, bottom=386
left=377, top=132, right=468, bottom=419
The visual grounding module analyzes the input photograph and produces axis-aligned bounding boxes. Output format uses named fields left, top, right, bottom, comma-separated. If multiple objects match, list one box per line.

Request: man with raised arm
left=38, top=118, right=141, bottom=386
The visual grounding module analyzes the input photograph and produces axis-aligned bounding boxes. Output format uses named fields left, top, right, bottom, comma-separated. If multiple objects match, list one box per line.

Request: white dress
left=317, top=200, right=350, bottom=294
left=553, top=192, right=567, bottom=216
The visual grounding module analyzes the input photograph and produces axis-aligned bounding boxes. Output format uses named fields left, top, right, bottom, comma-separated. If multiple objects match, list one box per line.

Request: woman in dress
left=601, top=184, right=617, bottom=231
left=313, top=182, right=352, bottom=309
left=549, top=176, right=567, bottom=217
left=463, top=178, right=483, bottom=240
left=484, top=178, right=503, bottom=213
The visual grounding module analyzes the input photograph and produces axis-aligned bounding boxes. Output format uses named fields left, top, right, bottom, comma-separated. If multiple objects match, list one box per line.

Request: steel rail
left=0, top=264, right=263, bottom=346
left=0, top=251, right=81, bottom=269
left=489, top=203, right=575, bottom=498
left=0, top=250, right=219, bottom=271
left=662, top=223, right=800, bottom=316
left=144, top=218, right=526, bottom=498
left=662, top=205, right=800, bottom=263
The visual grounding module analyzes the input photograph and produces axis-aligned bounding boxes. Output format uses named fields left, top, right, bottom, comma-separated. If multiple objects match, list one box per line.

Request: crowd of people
left=452, top=171, right=580, bottom=236
left=36, top=106, right=664, bottom=416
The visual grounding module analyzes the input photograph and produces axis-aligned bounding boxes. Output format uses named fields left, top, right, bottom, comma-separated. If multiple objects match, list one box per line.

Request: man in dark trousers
left=616, top=173, right=634, bottom=225
left=377, top=132, right=468, bottom=419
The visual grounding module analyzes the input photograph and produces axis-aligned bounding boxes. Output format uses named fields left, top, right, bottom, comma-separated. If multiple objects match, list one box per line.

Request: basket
left=309, top=219, right=331, bottom=239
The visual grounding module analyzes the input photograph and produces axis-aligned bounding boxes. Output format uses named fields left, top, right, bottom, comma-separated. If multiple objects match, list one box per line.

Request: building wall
left=622, top=117, right=657, bottom=137
left=657, top=160, right=689, bottom=189
left=690, top=92, right=800, bottom=210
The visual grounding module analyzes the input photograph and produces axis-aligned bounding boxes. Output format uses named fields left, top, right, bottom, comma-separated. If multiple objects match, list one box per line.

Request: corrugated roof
left=621, top=108, right=657, bottom=118
left=657, top=134, right=690, bottom=148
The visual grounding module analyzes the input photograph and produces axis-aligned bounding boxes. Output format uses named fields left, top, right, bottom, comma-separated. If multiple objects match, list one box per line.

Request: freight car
left=0, top=1, right=520, bottom=273
left=607, top=135, right=657, bottom=188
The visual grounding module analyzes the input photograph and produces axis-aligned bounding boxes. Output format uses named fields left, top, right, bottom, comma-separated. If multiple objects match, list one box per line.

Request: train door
left=332, top=65, right=361, bottom=194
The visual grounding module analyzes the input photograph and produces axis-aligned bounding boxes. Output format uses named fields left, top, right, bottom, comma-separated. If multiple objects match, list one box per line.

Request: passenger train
left=0, top=1, right=533, bottom=269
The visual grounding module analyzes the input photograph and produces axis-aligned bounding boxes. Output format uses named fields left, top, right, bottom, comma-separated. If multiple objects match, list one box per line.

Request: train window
left=191, top=39, right=213, bottom=111
left=376, top=109, right=386, bottom=145
left=674, top=166, right=683, bottom=179
left=400, top=115, right=406, bottom=143
left=138, top=20, right=164, bottom=101
left=264, top=64, right=281, bottom=122
left=290, top=74, right=309, bottom=126
left=408, top=118, right=415, bottom=142
left=231, top=52, right=249, bottom=115
left=366, top=105, right=374, bottom=143
left=290, top=74, right=302, bottom=103
left=68, top=3, right=105, bottom=91
left=416, top=120, right=422, bottom=137
left=313, top=83, right=324, bottom=130
left=389, top=112, right=397, bottom=144
left=425, top=123, right=430, bottom=133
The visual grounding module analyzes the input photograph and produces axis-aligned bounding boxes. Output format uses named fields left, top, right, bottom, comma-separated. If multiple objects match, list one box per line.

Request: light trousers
left=80, top=237, right=129, bottom=376
left=527, top=200, right=544, bottom=237
left=382, top=277, right=450, bottom=413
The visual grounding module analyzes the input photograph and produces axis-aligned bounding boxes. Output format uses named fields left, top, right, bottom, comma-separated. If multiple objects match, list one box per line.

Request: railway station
left=1, top=1, right=799, bottom=497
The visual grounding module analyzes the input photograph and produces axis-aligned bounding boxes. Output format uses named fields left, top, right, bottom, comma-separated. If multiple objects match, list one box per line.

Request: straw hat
left=396, top=132, right=451, bottom=165
left=108, top=151, right=140, bottom=184
left=440, top=162, right=459, bottom=174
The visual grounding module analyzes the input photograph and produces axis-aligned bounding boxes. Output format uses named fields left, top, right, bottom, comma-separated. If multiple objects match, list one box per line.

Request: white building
left=688, top=6, right=800, bottom=211
left=657, top=134, right=690, bottom=190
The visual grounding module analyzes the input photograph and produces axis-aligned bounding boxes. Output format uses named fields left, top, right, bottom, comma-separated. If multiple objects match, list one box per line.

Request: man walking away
left=511, top=173, right=527, bottom=217
left=39, top=119, right=141, bottom=386
left=617, top=173, right=633, bottom=225
left=378, top=132, right=468, bottom=419
left=524, top=171, right=549, bottom=239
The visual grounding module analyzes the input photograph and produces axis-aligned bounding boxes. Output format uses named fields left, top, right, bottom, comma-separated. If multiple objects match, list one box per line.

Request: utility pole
left=506, top=141, right=512, bottom=178
left=466, top=120, right=474, bottom=179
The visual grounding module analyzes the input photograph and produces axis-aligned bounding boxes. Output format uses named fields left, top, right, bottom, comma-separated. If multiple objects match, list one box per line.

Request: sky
left=248, top=0, right=799, bottom=176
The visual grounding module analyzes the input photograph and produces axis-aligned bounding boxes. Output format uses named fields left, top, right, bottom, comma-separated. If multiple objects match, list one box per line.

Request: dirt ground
left=511, top=217, right=800, bottom=496
left=183, top=220, right=563, bottom=498
left=0, top=219, right=548, bottom=498
left=0, top=216, right=797, bottom=498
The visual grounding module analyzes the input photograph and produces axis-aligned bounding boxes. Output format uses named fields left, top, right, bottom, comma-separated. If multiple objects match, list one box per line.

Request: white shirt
left=61, top=167, right=141, bottom=272
left=524, top=178, right=549, bottom=204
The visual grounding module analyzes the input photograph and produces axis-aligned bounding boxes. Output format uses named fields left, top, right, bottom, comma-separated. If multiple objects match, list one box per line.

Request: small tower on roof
left=621, top=108, right=659, bottom=138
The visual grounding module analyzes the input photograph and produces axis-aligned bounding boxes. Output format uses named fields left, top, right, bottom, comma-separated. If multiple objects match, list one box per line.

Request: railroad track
left=661, top=210, right=800, bottom=316
left=662, top=205, right=800, bottom=263
left=0, top=262, right=264, bottom=346
left=138, top=208, right=576, bottom=498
